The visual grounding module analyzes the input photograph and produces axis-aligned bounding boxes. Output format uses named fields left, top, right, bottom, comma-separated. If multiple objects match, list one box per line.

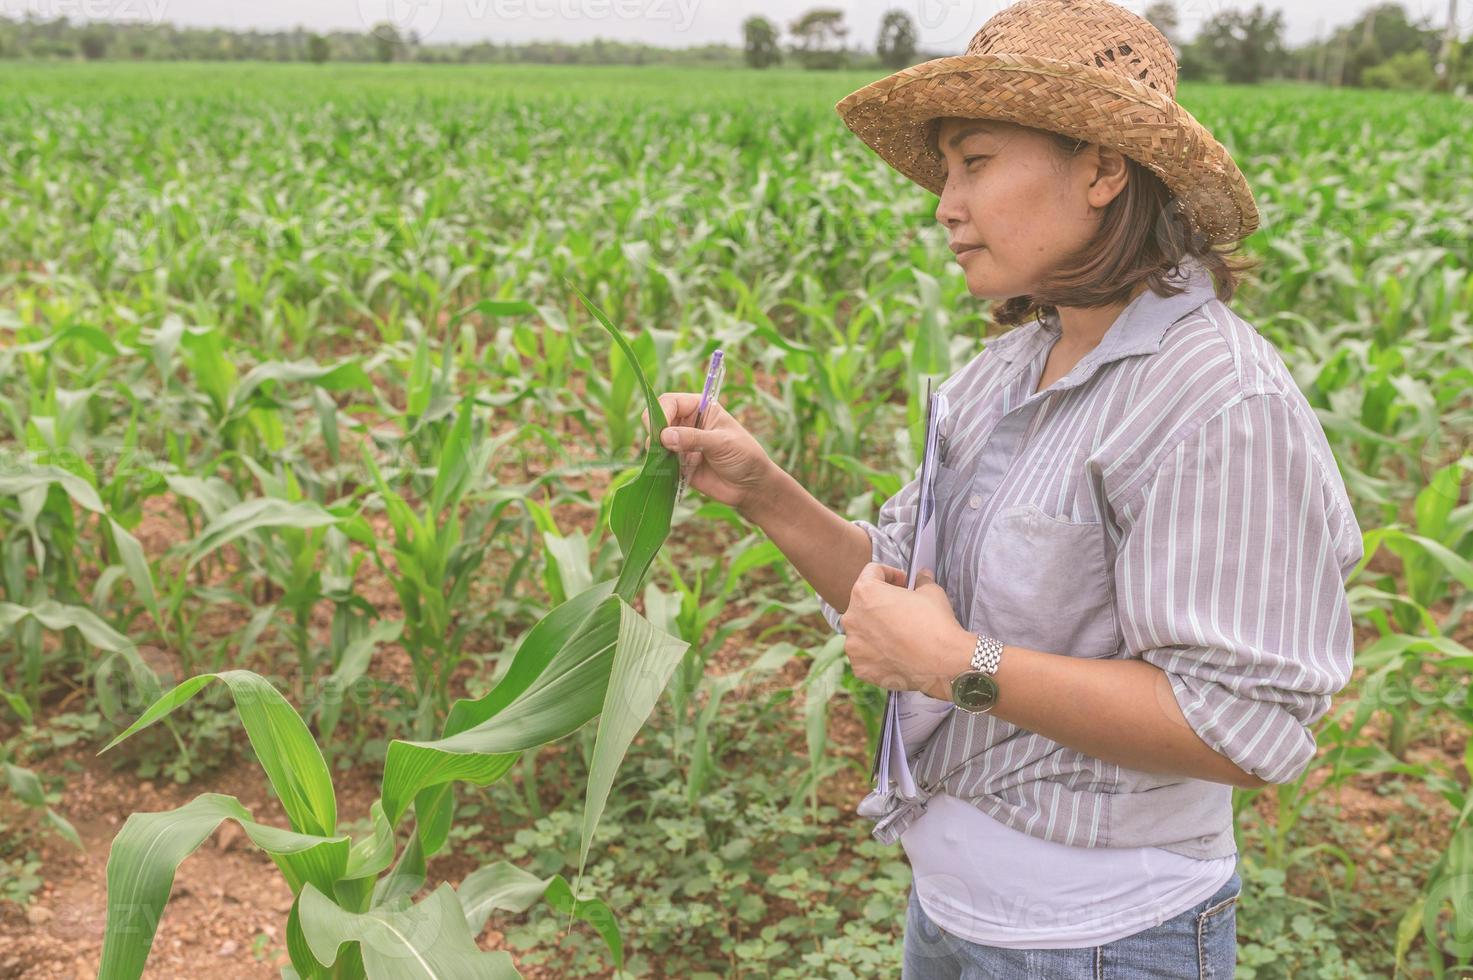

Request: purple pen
left=676, top=349, right=725, bottom=504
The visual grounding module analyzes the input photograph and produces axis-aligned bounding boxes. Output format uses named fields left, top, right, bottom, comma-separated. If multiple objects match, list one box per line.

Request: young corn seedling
left=97, top=286, right=688, bottom=979
left=359, top=386, right=521, bottom=739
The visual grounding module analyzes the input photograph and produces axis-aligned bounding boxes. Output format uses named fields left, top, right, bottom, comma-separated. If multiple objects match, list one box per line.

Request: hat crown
left=965, top=0, right=1178, bottom=98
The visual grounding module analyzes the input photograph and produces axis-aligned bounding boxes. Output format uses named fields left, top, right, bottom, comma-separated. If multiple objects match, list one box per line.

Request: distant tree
left=1336, top=3, right=1439, bottom=86
left=877, top=9, right=918, bottom=68
left=1196, top=5, right=1286, bottom=83
left=1177, top=42, right=1214, bottom=81
left=79, top=26, right=108, bottom=60
left=1142, top=2, right=1180, bottom=47
left=307, top=33, right=329, bottom=64
left=370, top=21, right=400, bottom=63
left=743, top=15, right=780, bottom=68
left=788, top=7, right=849, bottom=70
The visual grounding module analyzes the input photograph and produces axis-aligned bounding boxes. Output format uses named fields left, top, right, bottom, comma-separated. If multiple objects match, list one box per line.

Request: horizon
left=5, top=0, right=1463, bottom=52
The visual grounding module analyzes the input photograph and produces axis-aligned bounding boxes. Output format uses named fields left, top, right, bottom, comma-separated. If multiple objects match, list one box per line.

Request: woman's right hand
left=642, top=393, right=774, bottom=512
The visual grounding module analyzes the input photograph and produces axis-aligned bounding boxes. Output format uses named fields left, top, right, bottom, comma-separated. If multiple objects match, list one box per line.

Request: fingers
left=856, top=562, right=908, bottom=587
left=641, top=392, right=708, bottom=431
left=658, top=424, right=725, bottom=454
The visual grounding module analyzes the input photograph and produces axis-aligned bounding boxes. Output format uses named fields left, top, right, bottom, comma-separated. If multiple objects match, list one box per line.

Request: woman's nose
left=935, top=189, right=965, bottom=229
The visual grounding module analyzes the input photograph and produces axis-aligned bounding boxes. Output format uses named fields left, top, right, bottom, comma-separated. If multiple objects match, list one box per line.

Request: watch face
left=952, top=672, right=999, bottom=714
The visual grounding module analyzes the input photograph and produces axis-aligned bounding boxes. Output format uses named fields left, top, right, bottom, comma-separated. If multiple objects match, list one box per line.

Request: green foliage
left=487, top=718, right=911, bottom=979
left=1235, top=861, right=1376, bottom=978
left=1364, top=49, right=1438, bottom=89
left=0, top=64, right=1467, bottom=977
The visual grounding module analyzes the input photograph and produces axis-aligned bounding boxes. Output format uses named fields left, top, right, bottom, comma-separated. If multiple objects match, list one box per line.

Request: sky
left=15, top=0, right=1463, bottom=49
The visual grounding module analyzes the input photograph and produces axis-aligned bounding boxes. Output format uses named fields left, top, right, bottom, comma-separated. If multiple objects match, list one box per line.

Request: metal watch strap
left=969, top=633, right=1003, bottom=674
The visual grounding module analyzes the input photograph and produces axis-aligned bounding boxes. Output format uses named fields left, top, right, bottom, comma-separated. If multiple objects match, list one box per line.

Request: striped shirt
left=819, top=259, right=1364, bottom=859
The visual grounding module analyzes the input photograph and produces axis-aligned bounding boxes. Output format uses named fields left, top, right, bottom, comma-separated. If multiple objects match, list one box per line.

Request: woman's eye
left=941, top=155, right=989, bottom=181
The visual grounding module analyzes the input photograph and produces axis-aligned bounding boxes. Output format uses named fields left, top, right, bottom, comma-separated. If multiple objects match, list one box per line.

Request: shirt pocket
left=970, top=502, right=1121, bottom=660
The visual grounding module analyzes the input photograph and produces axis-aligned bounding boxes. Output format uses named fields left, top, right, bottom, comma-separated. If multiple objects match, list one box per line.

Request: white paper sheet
left=866, top=382, right=957, bottom=806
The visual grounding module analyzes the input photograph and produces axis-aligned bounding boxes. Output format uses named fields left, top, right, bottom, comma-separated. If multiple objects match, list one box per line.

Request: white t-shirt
left=891, top=691, right=1237, bottom=949
left=901, top=792, right=1238, bottom=949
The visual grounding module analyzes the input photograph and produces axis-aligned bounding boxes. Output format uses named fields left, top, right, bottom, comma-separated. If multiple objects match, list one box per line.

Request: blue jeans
left=902, top=867, right=1241, bottom=979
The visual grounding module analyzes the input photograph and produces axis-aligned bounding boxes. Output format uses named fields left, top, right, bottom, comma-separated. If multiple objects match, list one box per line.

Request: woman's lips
left=955, top=245, right=985, bottom=262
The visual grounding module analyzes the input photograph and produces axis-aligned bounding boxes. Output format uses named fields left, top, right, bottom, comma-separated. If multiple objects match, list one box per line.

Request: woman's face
left=932, top=117, right=1122, bottom=301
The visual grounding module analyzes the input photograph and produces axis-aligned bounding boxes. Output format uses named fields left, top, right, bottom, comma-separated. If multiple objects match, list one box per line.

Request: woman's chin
left=958, top=255, right=1012, bottom=300
left=962, top=275, right=1010, bottom=302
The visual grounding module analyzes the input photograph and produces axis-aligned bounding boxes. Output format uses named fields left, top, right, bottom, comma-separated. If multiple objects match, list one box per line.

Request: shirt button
left=968, top=494, right=981, bottom=509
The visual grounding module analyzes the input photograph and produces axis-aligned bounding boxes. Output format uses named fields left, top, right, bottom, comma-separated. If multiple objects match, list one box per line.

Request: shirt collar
left=985, top=259, right=1219, bottom=367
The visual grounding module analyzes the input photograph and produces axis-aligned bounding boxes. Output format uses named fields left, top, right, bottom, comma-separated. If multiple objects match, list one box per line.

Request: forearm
left=738, top=461, right=874, bottom=616
left=919, top=628, right=1268, bottom=790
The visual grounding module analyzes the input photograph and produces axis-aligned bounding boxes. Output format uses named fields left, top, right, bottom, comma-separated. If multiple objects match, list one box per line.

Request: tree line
left=742, top=3, right=1470, bottom=91
left=1, top=2, right=1468, bottom=92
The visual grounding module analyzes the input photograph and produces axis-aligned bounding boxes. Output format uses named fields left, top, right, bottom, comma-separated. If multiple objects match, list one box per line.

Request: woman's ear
left=1084, top=145, right=1130, bottom=210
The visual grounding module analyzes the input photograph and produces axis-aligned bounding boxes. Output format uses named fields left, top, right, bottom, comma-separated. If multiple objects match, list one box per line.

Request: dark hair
left=923, top=118, right=1256, bottom=327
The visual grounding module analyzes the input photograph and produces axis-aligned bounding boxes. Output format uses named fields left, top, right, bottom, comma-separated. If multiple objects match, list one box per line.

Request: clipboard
left=864, top=378, right=957, bottom=803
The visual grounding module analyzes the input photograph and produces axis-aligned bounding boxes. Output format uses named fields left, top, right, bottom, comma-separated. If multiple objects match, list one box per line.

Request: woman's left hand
left=839, top=563, right=967, bottom=697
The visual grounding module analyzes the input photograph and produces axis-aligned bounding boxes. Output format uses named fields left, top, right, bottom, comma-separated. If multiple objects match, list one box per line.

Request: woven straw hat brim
left=835, top=53, right=1259, bottom=245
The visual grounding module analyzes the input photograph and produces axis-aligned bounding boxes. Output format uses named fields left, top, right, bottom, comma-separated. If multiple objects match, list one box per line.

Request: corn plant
left=1, top=688, right=82, bottom=859
left=0, top=465, right=159, bottom=702
left=642, top=536, right=786, bottom=782
left=359, top=389, right=522, bottom=738
left=96, top=289, right=689, bottom=977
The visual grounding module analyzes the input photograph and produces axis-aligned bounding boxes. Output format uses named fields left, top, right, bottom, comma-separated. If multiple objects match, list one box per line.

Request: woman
left=647, top=1, right=1363, bottom=976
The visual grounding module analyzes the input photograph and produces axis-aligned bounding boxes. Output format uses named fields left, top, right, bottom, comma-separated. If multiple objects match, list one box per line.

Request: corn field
left=0, top=62, right=1470, bottom=979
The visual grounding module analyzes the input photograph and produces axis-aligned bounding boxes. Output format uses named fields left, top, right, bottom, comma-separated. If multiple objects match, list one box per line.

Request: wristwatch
left=951, top=632, right=1004, bottom=714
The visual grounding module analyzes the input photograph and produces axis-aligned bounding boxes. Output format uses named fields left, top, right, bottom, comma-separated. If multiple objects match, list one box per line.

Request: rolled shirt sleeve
left=817, top=464, right=923, bottom=635
left=1113, top=391, right=1364, bottom=785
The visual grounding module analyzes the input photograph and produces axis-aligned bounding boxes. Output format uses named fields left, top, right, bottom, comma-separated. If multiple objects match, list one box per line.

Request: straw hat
left=834, top=0, right=1259, bottom=244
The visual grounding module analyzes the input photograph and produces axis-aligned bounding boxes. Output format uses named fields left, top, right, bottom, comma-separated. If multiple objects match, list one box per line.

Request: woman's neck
left=1052, top=282, right=1150, bottom=354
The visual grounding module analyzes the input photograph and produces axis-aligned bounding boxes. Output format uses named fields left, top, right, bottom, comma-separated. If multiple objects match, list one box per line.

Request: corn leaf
left=185, top=497, right=344, bottom=570
left=225, top=358, right=372, bottom=420
left=98, top=793, right=349, bottom=980
left=100, top=670, right=337, bottom=838
left=457, top=861, right=622, bottom=968
left=0, top=599, right=134, bottom=653
left=575, top=598, right=689, bottom=886
left=442, top=579, right=617, bottom=738
left=564, top=280, right=678, bottom=601
left=379, top=588, right=627, bottom=825
left=298, top=881, right=521, bottom=980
